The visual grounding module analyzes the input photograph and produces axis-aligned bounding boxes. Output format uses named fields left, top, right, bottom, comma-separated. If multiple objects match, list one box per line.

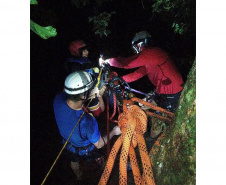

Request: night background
left=30, top=0, right=196, bottom=184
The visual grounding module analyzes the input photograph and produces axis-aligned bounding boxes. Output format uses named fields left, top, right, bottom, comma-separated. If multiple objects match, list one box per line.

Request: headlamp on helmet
left=132, top=31, right=151, bottom=53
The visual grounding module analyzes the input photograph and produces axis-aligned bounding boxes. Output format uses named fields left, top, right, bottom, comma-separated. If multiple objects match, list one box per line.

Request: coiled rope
left=99, top=103, right=155, bottom=185
left=99, top=97, right=174, bottom=185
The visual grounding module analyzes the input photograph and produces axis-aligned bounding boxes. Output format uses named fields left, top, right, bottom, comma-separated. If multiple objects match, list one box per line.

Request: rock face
left=150, top=60, right=196, bottom=185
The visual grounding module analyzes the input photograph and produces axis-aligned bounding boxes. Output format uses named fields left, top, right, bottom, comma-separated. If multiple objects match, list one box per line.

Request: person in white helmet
left=53, top=71, right=121, bottom=182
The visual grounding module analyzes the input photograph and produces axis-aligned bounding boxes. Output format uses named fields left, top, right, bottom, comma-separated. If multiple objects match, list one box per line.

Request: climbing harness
left=63, top=139, right=93, bottom=155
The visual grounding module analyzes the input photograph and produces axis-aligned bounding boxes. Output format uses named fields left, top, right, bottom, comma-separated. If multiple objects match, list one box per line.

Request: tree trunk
left=150, top=60, right=196, bottom=185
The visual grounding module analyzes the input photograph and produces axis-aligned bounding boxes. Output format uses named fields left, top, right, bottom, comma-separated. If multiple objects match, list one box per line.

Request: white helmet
left=132, top=31, right=151, bottom=53
left=64, top=71, right=96, bottom=95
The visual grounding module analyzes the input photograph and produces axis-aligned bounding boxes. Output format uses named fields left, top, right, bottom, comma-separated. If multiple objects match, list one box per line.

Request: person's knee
left=70, top=161, right=79, bottom=171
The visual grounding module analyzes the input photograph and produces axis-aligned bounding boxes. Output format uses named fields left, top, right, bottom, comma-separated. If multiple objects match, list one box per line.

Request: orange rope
left=99, top=137, right=122, bottom=184
left=109, top=92, right=117, bottom=121
left=150, top=132, right=165, bottom=156
left=131, top=97, right=174, bottom=118
left=106, top=91, right=110, bottom=157
left=146, top=111, right=172, bottom=123
left=99, top=96, right=174, bottom=185
left=99, top=103, right=155, bottom=185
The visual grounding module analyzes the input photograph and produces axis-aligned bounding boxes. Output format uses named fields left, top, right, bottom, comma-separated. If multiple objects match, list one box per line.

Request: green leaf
left=30, top=0, right=38, bottom=5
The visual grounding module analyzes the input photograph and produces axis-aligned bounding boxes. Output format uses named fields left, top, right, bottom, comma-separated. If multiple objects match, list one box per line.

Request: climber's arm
left=94, top=126, right=121, bottom=149
left=122, top=66, right=147, bottom=83
left=109, top=54, right=146, bottom=69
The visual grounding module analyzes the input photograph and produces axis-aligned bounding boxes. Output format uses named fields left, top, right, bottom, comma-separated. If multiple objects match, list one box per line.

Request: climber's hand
left=88, top=85, right=107, bottom=99
left=99, top=58, right=110, bottom=67
left=113, top=126, right=122, bottom=135
left=104, top=59, right=110, bottom=65
left=88, top=87, right=99, bottom=99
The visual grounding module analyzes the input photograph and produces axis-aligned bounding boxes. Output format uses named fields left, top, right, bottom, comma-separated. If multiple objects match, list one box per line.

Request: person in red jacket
left=101, top=31, right=183, bottom=113
left=100, top=31, right=184, bottom=139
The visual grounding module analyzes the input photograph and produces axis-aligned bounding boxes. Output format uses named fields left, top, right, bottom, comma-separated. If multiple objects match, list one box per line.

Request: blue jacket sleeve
left=86, top=116, right=101, bottom=144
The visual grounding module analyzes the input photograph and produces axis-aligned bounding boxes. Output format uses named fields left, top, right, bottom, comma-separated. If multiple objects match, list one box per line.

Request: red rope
left=106, top=92, right=110, bottom=156
left=109, top=93, right=117, bottom=121
left=117, top=104, right=121, bottom=114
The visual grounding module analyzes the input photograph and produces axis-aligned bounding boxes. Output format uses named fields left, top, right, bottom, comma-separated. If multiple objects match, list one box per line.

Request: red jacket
left=109, top=47, right=183, bottom=95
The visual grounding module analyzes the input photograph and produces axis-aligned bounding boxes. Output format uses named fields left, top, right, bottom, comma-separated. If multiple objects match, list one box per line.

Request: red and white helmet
left=69, top=40, right=87, bottom=56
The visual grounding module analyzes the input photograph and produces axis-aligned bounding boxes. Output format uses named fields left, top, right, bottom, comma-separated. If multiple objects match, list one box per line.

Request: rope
left=106, top=91, right=110, bottom=156
left=99, top=103, right=155, bottom=185
left=106, top=71, right=119, bottom=156
left=41, top=68, right=103, bottom=185
left=96, top=68, right=103, bottom=88
left=146, top=111, right=172, bottom=123
left=131, top=97, right=174, bottom=118
left=150, top=132, right=165, bottom=156
left=109, top=92, right=117, bottom=122
left=98, top=97, right=174, bottom=185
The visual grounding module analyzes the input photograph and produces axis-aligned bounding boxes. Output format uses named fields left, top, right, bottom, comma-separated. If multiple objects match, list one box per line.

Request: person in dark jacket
left=66, top=40, right=93, bottom=73
left=65, top=40, right=105, bottom=117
